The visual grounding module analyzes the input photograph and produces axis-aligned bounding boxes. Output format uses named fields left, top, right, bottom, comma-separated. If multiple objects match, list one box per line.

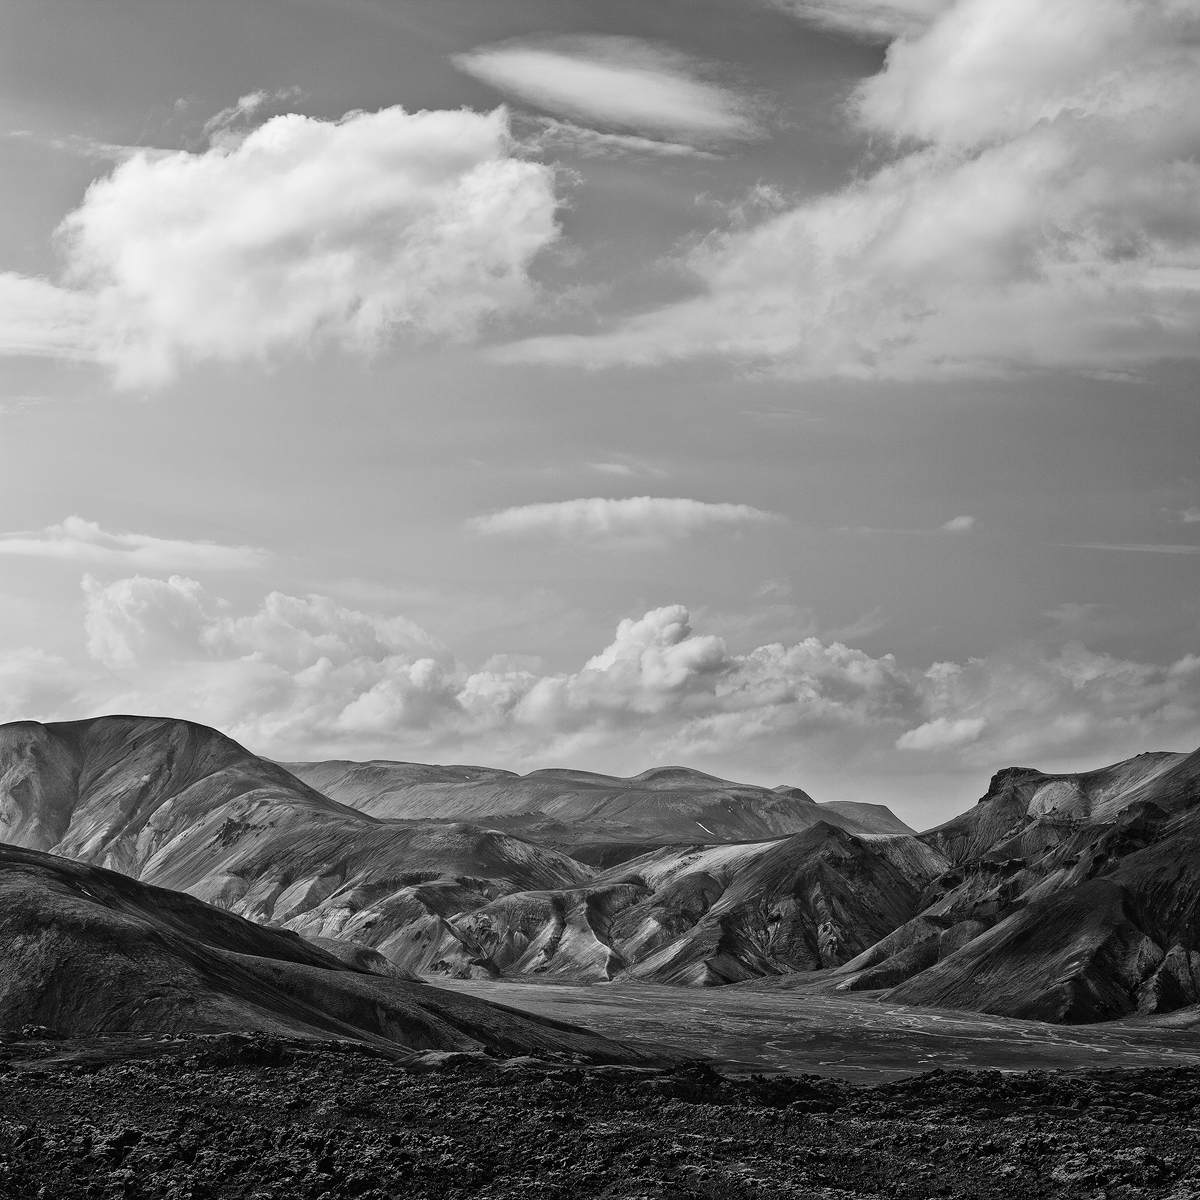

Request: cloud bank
left=502, top=0, right=1200, bottom=379
left=0, top=517, right=267, bottom=570
left=3, top=581, right=1197, bottom=801
left=0, top=105, right=559, bottom=385
left=466, top=496, right=778, bottom=545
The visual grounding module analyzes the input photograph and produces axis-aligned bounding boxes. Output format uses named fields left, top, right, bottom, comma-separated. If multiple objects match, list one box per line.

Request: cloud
left=0, top=516, right=267, bottom=570
left=0, top=105, right=559, bottom=386
left=455, top=37, right=758, bottom=145
left=896, top=715, right=985, bottom=749
left=500, top=0, right=1200, bottom=380
left=6, top=582, right=1199, bottom=800
left=1068, top=543, right=1200, bottom=555
left=465, top=496, right=779, bottom=545
left=518, top=117, right=717, bottom=160
left=202, top=88, right=305, bottom=143
left=897, top=645, right=1200, bottom=766
left=940, top=515, right=975, bottom=532
left=81, top=576, right=447, bottom=672
left=83, top=574, right=212, bottom=668
left=0, top=648, right=84, bottom=724
left=769, top=0, right=953, bottom=40
left=1178, top=507, right=1200, bottom=524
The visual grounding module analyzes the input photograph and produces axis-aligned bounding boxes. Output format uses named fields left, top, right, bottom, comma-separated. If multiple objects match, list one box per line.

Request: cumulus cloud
left=465, top=496, right=779, bottom=546
left=501, top=0, right=1200, bottom=380
left=899, top=645, right=1200, bottom=767
left=0, top=105, right=559, bottom=385
left=0, top=516, right=267, bottom=570
left=6, top=581, right=1199, bottom=799
left=455, top=37, right=758, bottom=145
left=83, top=574, right=212, bottom=669
left=941, top=515, right=975, bottom=532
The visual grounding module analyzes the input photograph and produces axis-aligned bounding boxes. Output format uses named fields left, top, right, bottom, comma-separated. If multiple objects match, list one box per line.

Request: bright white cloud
left=896, top=715, right=985, bottom=749
left=941, top=515, right=975, bottom=532
left=5, top=582, right=1199, bottom=794
left=0, top=516, right=266, bottom=570
left=1, top=105, right=559, bottom=386
left=465, top=496, right=778, bottom=545
left=501, top=0, right=1200, bottom=380
left=83, top=574, right=212, bottom=669
left=455, top=37, right=758, bottom=144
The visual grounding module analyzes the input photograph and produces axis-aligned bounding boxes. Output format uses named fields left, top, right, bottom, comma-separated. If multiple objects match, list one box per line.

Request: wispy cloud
left=1177, top=507, right=1200, bottom=524
left=1067, top=542, right=1200, bottom=555
left=586, top=457, right=668, bottom=478
left=519, top=117, right=717, bottom=160
left=455, top=37, right=759, bottom=146
left=466, top=496, right=778, bottom=545
left=0, top=516, right=268, bottom=570
left=769, top=0, right=952, bottom=40
left=940, top=515, right=976, bottom=533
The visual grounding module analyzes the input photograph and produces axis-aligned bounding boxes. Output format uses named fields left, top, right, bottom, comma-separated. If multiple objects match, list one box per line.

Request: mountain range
left=2, top=714, right=1199, bottom=1028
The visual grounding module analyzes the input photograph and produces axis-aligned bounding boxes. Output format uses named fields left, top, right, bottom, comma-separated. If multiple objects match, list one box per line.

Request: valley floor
left=431, top=978, right=1200, bottom=1080
left=2, top=1031, right=1200, bottom=1199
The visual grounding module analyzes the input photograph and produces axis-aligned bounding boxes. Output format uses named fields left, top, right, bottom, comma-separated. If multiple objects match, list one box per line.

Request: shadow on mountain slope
left=0, top=842, right=669, bottom=1064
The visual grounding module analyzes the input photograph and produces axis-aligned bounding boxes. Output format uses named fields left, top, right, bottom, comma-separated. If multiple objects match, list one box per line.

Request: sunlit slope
left=834, top=748, right=1200, bottom=1022
left=282, top=759, right=913, bottom=842
left=0, top=842, right=659, bottom=1062
left=0, top=717, right=593, bottom=964
left=370, top=826, right=949, bottom=985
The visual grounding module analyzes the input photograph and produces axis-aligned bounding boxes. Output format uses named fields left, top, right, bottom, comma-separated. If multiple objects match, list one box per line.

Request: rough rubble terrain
left=2, top=1030, right=1200, bottom=1200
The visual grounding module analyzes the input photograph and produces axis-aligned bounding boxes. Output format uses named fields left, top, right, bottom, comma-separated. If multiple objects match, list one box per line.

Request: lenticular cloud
left=0, top=105, right=559, bottom=385
left=503, top=0, right=1200, bottom=380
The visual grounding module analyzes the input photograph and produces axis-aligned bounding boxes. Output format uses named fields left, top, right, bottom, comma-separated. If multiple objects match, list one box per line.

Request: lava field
left=2, top=1031, right=1199, bottom=1199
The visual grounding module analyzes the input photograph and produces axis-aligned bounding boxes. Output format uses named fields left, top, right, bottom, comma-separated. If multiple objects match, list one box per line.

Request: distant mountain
left=281, top=758, right=913, bottom=843
left=0, top=716, right=591, bottom=963
left=0, top=841, right=658, bottom=1063
left=834, top=749, right=1200, bottom=1022
left=0, top=716, right=919, bottom=989
left=415, top=824, right=950, bottom=986
left=7, top=715, right=1200, bottom=1026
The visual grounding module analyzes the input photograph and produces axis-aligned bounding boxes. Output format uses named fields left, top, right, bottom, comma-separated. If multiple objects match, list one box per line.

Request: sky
left=0, top=0, right=1197, bottom=828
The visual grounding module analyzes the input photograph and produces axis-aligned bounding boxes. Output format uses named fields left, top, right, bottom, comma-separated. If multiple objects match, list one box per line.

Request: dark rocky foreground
left=3, top=1031, right=1200, bottom=1199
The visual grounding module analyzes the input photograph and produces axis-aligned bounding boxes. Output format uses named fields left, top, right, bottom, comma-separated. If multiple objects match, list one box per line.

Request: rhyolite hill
left=0, top=840, right=663, bottom=1063
left=2, top=715, right=1199, bottom=1025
